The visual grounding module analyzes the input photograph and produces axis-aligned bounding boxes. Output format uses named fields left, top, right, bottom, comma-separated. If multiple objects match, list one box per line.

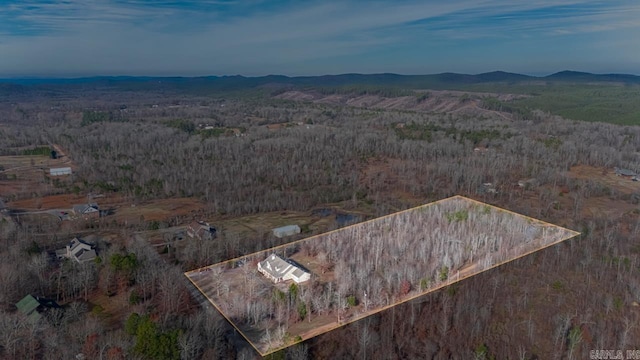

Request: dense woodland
left=0, top=79, right=639, bottom=359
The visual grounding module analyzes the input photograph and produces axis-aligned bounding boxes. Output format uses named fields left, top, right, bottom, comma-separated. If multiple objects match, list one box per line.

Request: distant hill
left=544, top=70, right=640, bottom=83
left=0, top=70, right=639, bottom=98
left=0, top=70, right=640, bottom=88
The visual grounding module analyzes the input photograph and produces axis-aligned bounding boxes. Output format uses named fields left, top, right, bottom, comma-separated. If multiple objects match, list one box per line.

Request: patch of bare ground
left=10, top=193, right=89, bottom=210
left=10, top=194, right=208, bottom=224
left=88, top=291, right=131, bottom=329
left=110, top=197, right=207, bottom=223
left=567, top=165, right=640, bottom=195
left=0, top=145, right=77, bottom=199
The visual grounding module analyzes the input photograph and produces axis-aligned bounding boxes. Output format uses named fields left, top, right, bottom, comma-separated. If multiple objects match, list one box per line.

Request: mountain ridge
left=2, top=70, right=639, bottom=85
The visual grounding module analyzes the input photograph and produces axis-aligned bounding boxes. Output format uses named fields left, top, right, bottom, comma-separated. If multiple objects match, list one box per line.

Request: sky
left=0, top=0, right=639, bottom=77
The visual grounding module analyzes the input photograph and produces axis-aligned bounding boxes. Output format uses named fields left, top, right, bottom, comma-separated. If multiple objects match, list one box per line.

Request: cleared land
left=185, top=195, right=579, bottom=355
left=0, top=145, right=75, bottom=200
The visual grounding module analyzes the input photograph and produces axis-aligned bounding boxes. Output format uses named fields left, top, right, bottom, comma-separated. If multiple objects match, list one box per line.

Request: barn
left=49, top=167, right=72, bottom=176
left=272, top=224, right=301, bottom=238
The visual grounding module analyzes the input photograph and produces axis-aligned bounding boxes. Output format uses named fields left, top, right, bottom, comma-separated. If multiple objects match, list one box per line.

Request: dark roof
left=15, top=295, right=60, bottom=322
left=16, top=295, right=40, bottom=316
left=187, top=221, right=216, bottom=239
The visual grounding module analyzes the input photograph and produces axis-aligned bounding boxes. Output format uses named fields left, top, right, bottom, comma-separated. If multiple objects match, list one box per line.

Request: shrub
left=439, top=266, right=449, bottom=282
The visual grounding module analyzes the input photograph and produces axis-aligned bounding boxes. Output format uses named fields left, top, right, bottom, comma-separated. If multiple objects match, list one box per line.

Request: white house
left=56, top=238, right=97, bottom=263
left=73, top=203, right=99, bottom=218
left=272, top=224, right=301, bottom=238
left=258, top=254, right=310, bottom=284
left=49, top=167, right=72, bottom=176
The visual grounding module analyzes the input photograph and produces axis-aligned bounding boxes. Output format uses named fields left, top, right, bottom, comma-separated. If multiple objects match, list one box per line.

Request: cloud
left=0, top=0, right=639, bottom=76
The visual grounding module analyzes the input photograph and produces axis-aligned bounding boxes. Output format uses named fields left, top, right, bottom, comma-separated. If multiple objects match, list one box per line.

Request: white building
left=49, top=167, right=72, bottom=176
left=258, top=254, right=310, bottom=284
left=73, top=203, right=100, bottom=218
left=272, top=224, right=301, bottom=238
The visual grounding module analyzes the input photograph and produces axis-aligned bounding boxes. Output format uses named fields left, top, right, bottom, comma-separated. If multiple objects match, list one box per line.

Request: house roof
left=259, top=254, right=310, bottom=282
left=259, top=254, right=296, bottom=279
left=63, top=237, right=97, bottom=263
left=16, top=295, right=59, bottom=322
left=73, top=203, right=99, bottom=214
left=272, top=225, right=301, bottom=237
left=187, top=221, right=216, bottom=238
left=50, top=167, right=71, bottom=172
left=68, top=237, right=84, bottom=252
left=291, top=268, right=306, bottom=278
left=615, top=167, right=636, bottom=176
left=16, top=295, right=40, bottom=316
left=74, top=248, right=97, bottom=262
left=273, top=225, right=300, bottom=232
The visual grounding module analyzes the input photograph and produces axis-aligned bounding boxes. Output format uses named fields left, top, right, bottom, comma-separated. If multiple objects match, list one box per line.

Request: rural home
left=49, top=167, right=72, bottom=176
left=258, top=254, right=310, bottom=284
left=272, top=224, right=301, bottom=238
left=56, top=237, right=97, bottom=263
left=186, top=221, right=217, bottom=240
left=16, top=294, right=60, bottom=322
left=614, top=167, right=637, bottom=177
left=518, top=178, right=539, bottom=188
left=73, top=203, right=99, bottom=218
left=477, top=182, right=498, bottom=195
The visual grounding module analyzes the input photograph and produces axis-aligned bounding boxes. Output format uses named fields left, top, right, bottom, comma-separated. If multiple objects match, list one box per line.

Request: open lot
left=186, top=195, right=579, bottom=355
left=0, top=145, right=75, bottom=201
left=567, top=164, right=640, bottom=195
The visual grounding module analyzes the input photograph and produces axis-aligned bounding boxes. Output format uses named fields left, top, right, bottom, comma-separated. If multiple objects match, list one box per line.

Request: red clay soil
left=568, top=165, right=640, bottom=195
left=9, top=193, right=89, bottom=210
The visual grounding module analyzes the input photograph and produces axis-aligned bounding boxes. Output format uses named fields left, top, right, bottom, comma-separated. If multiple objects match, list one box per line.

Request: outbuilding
left=272, top=224, right=301, bottom=238
left=49, top=167, right=72, bottom=176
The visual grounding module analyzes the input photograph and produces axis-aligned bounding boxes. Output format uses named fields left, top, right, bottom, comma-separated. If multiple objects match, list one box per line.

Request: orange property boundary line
left=184, top=195, right=580, bottom=356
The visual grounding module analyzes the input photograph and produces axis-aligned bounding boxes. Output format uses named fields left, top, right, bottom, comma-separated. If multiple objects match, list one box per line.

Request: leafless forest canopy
left=0, top=82, right=638, bottom=359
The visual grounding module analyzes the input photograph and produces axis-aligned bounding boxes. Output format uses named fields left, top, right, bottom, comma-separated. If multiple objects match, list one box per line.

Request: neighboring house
left=258, top=254, right=310, bottom=284
left=49, top=167, right=72, bottom=176
left=518, top=178, right=539, bottom=188
left=15, top=294, right=60, bottom=322
left=477, top=182, right=498, bottom=195
left=614, top=167, right=637, bottom=177
left=56, top=237, right=97, bottom=263
left=186, top=221, right=217, bottom=240
left=272, top=224, right=301, bottom=238
left=73, top=203, right=99, bottom=219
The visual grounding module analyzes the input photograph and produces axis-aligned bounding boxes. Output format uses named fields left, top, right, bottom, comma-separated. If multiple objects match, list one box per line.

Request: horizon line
left=1, top=69, right=639, bottom=81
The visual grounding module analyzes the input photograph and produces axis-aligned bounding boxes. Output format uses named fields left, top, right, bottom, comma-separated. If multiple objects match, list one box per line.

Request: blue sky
left=0, top=0, right=638, bottom=77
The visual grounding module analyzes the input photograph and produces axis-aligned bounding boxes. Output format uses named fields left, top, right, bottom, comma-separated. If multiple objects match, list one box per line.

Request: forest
left=0, top=75, right=639, bottom=359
